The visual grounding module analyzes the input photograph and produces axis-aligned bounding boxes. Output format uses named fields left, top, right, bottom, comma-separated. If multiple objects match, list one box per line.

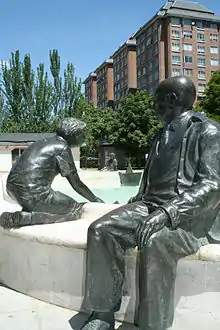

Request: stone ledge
left=0, top=203, right=121, bottom=249
left=1, top=190, right=220, bottom=326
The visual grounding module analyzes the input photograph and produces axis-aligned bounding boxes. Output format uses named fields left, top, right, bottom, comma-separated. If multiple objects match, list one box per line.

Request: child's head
left=56, top=117, right=86, bottom=147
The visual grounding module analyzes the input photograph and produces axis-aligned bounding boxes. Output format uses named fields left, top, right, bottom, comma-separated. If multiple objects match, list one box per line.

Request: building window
left=148, top=61, right=153, bottom=70
left=198, top=57, right=206, bottom=67
left=184, top=68, right=193, bottom=77
left=210, top=46, right=218, bottom=54
left=172, top=55, right=180, bottom=64
left=137, top=78, right=140, bottom=89
left=198, top=83, right=206, bottom=93
left=172, top=67, right=181, bottom=77
left=147, top=26, right=152, bottom=35
left=148, top=47, right=152, bottom=58
left=183, top=30, right=192, bottom=39
left=211, top=58, right=219, bottom=66
left=154, top=57, right=159, bottom=68
left=198, top=45, right=205, bottom=54
left=154, top=70, right=159, bottom=81
left=154, top=44, right=158, bottom=55
left=137, top=47, right=140, bottom=56
left=148, top=74, right=153, bottom=83
left=153, top=21, right=158, bottom=31
left=142, top=67, right=146, bottom=75
left=141, top=43, right=145, bottom=52
left=196, top=21, right=204, bottom=29
left=197, top=33, right=205, bottom=42
left=183, top=43, right=192, bottom=51
left=172, top=42, right=180, bottom=52
left=136, top=37, right=141, bottom=45
left=210, top=23, right=217, bottom=29
left=184, top=56, right=193, bottom=63
left=171, top=17, right=181, bottom=26
left=146, top=36, right=152, bottom=47
left=183, top=19, right=192, bottom=26
left=172, top=30, right=180, bottom=39
left=198, top=70, right=206, bottom=80
left=210, top=33, right=218, bottom=42
left=154, top=30, right=158, bottom=42
left=137, top=69, right=141, bottom=77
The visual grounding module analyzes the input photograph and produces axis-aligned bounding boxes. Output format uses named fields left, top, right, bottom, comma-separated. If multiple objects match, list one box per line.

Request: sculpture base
left=0, top=202, right=220, bottom=328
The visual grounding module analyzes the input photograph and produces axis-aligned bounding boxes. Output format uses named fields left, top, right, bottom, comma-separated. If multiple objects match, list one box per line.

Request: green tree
left=80, top=103, right=118, bottom=157
left=49, top=49, right=62, bottom=116
left=195, top=71, right=220, bottom=122
left=1, top=51, right=24, bottom=123
left=1, top=51, right=54, bottom=132
left=49, top=49, right=84, bottom=119
left=114, top=90, right=160, bottom=151
left=0, top=49, right=84, bottom=133
left=62, top=63, right=83, bottom=118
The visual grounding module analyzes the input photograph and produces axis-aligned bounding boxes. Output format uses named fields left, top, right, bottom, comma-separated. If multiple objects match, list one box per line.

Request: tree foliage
left=195, top=71, right=220, bottom=122
left=0, top=49, right=83, bottom=132
left=113, top=90, right=161, bottom=152
left=81, top=103, right=118, bottom=156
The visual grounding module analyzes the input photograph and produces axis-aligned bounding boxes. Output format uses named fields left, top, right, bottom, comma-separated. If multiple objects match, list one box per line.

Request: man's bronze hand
left=136, top=209, right=168, bottom=249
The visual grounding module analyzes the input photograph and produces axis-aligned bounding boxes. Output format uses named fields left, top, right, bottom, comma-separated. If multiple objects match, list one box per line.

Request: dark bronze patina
left=81, top=76, right=220, bottom=330
left=0, top=117, right=104, bottom=228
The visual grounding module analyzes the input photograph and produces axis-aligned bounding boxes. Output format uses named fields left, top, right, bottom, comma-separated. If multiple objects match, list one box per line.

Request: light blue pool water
left=69, top=186, right=139, bottom=204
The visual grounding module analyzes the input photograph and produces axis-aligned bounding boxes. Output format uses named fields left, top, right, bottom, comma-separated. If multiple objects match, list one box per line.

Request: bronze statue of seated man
left=81, top=76, right=220, bottom=330
left=0, top=117, right=104, bottom=228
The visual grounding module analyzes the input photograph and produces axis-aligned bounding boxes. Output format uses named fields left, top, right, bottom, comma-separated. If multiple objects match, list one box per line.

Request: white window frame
left=210, top=46, right=218, bottom=54
left=211, top=58, right=219, bottom=66
left=172, top=42, right=180, bottom=52
left=198, top=57, right=206, bottom=67
left=172, top=30, right=180, bottom=39
left=197, top=32, right=205, bottom=42
left=183, top=43, right=192, bottom=51
left=172, top=55, right=180, bottom=64
left=184, top=55, right=193, bottom=63
left=198, top=70, right=206, bottom=80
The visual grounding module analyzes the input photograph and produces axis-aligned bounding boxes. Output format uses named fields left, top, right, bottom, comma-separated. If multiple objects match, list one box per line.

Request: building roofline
left=165, top=10, right=220, bottom=22
left=112, top=38, right=136, bottom=58
left=94, top=58, right=113, bottom=73
left=134, top=1, right=219, bottom=38
left=0, top=133, right=55, bottom=145
left=83, top=72, right=97, bottom=84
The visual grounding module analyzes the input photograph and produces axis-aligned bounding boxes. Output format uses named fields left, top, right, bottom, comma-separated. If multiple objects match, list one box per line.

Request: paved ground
left=0, top=285, right=136, bottom=330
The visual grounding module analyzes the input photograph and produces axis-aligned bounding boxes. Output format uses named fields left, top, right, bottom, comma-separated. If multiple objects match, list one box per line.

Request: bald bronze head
left=155, top=76, right=197, bottom=124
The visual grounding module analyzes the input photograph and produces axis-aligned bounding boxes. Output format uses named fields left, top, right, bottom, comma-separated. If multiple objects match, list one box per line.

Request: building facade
left=95, top=58, right=114, bottom=109
left=135, top=0, right=220, bottom=98
left=84, top=73, right=97, bottom=105
left=112, top=38, right=137, bottom=109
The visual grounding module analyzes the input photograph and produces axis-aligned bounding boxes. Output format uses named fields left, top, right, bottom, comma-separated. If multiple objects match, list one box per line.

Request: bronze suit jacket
left=138, top=111, right=220, bottom=243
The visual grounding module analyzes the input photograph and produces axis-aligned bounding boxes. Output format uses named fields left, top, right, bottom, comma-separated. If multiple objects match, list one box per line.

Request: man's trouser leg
left=138, top=227, right=207, bottom=330
left=84, top=201, right=149, bottom=312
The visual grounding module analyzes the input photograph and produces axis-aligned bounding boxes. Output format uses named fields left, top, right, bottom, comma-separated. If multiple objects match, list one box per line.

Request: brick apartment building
left=84, top=72, right=97, bottom=105
left=84, top=0, right=220, bottom=107
left=112, top=37, right=137, bottom=109
left=95, top=58, right=114, bottom=109
left=135, top=0, right=220, bottom=98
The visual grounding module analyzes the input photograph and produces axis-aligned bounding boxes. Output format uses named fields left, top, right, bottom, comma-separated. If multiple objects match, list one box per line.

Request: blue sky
left=0, top=0, right=219, bottom=82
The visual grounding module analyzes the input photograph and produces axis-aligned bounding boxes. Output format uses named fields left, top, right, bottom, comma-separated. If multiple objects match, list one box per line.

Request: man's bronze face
left=155, top=92, right=177, bottom=124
